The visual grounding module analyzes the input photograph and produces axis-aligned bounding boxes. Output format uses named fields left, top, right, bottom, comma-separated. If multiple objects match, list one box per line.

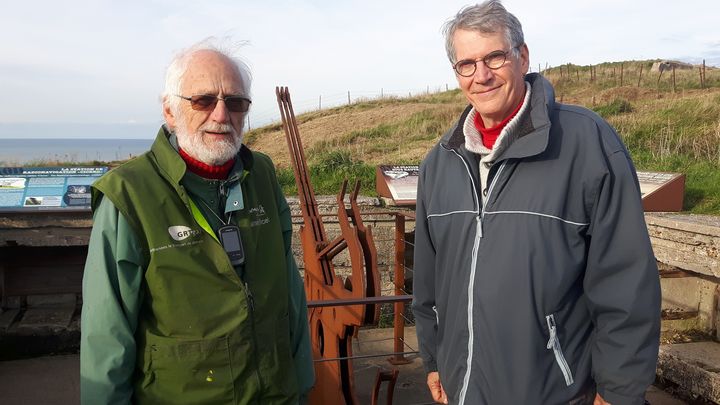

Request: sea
left=0, top=138, right=154, bottom=166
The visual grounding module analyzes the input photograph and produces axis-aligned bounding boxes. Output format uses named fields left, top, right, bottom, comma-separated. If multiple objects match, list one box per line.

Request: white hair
left=161, top=37, right=253, bottom=117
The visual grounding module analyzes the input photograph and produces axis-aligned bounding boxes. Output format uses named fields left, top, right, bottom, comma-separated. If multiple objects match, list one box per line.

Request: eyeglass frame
left=452, top=45, right=521, bottom=77
left=175, top=94, right=252, bottom=113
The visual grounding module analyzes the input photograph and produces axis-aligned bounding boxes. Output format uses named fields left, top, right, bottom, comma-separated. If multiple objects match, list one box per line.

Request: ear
left=519, top=43, right=530, bottom=74
left=162, top=97, right=177, bottom=131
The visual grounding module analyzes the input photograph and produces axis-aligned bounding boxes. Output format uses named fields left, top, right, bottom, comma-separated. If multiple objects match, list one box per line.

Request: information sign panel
left=636, top=171, right=684, bottom=212
left=376, top=166, right=684, bottom=212
left=0, top=166, right=108, bottom=212
left=376, top=165, right=419, bottom=206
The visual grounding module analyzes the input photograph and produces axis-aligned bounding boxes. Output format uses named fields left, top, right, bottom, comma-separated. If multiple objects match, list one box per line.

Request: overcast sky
left=1, top=0, right=719, bottom=138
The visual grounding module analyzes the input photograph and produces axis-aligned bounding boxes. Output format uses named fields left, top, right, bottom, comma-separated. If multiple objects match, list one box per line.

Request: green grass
left=254, top=59, right=720, bottom=214
left=593, top=99, right=633, bottom=118
left=631, top=151, right=720, bottom=214
left=277, top=151, right=376, bottom=196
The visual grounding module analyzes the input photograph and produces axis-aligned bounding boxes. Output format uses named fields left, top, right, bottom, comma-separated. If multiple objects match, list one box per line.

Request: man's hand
left=427, top=371, right=448, bottom=404
left=594, top=393, right=611, bottom=405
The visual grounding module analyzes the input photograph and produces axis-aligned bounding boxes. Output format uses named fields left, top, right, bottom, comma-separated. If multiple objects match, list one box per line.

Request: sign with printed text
left=376, top=165, right=419, bottom=206
left=0, top=166, right=108, bottom=212
left=374, top=166, right=684, bottom=211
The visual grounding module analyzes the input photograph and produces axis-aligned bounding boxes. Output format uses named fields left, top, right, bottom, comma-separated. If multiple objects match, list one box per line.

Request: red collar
left=474, top=98, right=524, bottom=149
left=179, top=148, right=235, bottom=180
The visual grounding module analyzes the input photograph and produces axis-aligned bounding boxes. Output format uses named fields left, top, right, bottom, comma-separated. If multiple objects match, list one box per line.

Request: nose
left=472, top=62, right=495, bottom=84
left=209, top=98, right=230, bottom=124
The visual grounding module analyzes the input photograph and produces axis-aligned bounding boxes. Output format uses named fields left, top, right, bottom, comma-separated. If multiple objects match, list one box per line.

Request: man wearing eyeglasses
left=80, top=40, right=314, bottom=404
left=412, top=1, right=660, bottom=404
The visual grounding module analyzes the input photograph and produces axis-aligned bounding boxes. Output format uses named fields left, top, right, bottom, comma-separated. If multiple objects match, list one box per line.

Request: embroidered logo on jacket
left=248, top=204, right=270, bottom=227
left=168, top=225, right=201, bottom=241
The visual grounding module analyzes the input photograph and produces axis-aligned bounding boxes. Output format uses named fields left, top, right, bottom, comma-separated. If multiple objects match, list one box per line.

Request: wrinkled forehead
left=181, top=50, right=247, bottom=96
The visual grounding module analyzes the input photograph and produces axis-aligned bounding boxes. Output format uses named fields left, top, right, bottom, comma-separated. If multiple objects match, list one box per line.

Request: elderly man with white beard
left=80, top=40, right=315, bottom=405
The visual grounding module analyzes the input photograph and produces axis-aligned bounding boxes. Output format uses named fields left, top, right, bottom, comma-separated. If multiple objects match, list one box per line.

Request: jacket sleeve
left=276, top=178, right=315, bottom=401
left=80, top=196, right=145, bottom=405
left=411, top=163, right=439, bottom=373
left=584, top=149, right=661, bottom=405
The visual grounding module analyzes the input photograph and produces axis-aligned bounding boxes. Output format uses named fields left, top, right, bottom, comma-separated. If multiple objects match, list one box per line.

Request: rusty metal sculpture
left=276, top=87, right=381, bottom=404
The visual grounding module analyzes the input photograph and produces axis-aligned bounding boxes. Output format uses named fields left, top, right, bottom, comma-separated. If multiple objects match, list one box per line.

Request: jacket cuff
left=423, top=360, right=438, bottom=374
left=597, top=386, right=646, bottom=405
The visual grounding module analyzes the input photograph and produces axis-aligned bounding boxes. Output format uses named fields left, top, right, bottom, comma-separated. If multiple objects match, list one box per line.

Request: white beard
left=175, top=120, right=244, bottom=166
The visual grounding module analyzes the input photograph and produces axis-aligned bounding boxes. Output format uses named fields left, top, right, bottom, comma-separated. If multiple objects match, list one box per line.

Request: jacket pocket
left=545, top=314, right=574, bottom=386
left=142, top=336, right=235, bottom=404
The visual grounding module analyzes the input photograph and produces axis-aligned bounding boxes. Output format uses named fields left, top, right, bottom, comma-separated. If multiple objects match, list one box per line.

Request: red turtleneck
left=179, top=148, right=235, bottom=180
left=473, top=98, right=525, bottom=149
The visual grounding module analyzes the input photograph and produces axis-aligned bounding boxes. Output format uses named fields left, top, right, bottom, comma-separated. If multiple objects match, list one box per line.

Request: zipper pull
left=546, top=315, right=557, bottom=349
left=476, top=216, right=483, bottom=238
left=244, top=281, right=255, bottom=312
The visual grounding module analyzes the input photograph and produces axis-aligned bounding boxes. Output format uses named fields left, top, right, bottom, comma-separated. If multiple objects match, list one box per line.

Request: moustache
left=200, top=122, right=237, bottom=135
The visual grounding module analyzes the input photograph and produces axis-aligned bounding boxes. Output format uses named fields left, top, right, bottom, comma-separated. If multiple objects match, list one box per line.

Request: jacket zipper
left=478, top=162, right=507, bottom=238
left=545, top=314, right=574, bottom=386
left=243, top=281, right=263, bottom=392
left=449, top=149, right=507, bottom=404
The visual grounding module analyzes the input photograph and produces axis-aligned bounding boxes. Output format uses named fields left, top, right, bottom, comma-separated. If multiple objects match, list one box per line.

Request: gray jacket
left=412, top=73, right=660, bottom=405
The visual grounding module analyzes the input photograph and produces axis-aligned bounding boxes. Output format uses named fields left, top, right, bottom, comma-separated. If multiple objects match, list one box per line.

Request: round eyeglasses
left=176, top=94, right=252, bottom=113
left=452, top=48, right=517, bottom=77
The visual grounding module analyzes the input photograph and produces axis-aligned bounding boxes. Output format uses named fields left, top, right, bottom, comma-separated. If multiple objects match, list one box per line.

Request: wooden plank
left=661, top=309, right=699, bottom=321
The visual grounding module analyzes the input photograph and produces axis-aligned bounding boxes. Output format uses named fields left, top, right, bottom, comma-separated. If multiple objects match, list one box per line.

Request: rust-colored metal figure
left=276, top=87, right=381, bottom=404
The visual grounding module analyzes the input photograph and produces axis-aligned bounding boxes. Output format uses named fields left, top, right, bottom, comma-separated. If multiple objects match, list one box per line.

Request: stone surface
left=0, top=354, right=80, bottom=405
left=0, top=309, right=20, bottom=332
left=657, top=341, right=720, bottom=404
left=26, top=294, right=77, bottom=308
left=646, top=213, right=720, bottom=279
left=15, top=308, right=75, bottom=332
left=0, top=328, right=689, bottom=405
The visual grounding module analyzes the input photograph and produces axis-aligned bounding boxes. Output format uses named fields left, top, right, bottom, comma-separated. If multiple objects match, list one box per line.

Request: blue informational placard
left=0, top=166, right=108, bottom=212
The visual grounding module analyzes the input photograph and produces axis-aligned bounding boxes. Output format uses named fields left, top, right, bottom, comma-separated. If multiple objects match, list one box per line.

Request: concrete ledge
left=657, top=342, right=720, bottom=403
left=646, top=213, right=720, bottom=279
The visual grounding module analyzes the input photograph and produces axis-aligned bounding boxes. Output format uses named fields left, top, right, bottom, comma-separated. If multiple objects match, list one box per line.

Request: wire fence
left=247, top=83, right=458, bottom=130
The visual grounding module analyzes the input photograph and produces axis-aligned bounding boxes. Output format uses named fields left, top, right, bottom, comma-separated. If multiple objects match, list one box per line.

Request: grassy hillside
left=246, top=60, right=720, bottom=214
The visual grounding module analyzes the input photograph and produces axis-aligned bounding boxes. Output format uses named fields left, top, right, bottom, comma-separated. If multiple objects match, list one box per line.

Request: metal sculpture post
left=276, top=86, right=381, bottom=404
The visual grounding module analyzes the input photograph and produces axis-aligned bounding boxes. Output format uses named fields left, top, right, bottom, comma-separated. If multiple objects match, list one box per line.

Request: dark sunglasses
left=176, top=94, right=252, bottom=113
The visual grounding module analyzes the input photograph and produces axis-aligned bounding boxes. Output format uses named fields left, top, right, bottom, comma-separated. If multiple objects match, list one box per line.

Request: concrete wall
left=288, top=200, right=720, bottom=337
left=647, top=213, right=720, bottom=337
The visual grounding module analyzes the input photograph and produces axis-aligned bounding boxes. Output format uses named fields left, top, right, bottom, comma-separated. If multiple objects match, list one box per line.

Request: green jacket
left=80, top=128, right=314, bottom=404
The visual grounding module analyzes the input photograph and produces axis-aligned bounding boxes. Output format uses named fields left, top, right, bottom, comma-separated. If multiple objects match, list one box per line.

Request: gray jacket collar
left=442, top=73, right=554, bottom=161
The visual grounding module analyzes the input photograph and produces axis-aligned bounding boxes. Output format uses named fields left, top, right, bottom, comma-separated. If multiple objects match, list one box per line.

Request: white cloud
left=1, top=0, right=719, bottom=134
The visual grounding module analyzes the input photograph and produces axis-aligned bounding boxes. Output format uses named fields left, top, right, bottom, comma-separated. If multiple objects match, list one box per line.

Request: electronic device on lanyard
left=218, top=225, right=245, bottom=266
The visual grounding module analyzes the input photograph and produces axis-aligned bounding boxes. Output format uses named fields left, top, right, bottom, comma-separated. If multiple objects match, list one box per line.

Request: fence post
left=389, top=214, right=411, bottom=365
left=703, top=59, right=707, bottom=85
left=319, top=95, right=322, bottom=110
left=699, top=67, right=705, bottom=89
left=620, top=63, right=624, bottom=86
left=672, top=66, right=676, bottom=92
left=538, top=63, right=541, bottom=74
left=381, top=88, right=383, bottom=98
left=446, top=83, right=449, bottom=91
left=347, top=91, right=351, bottom=104
left=638, top=65, right=643, bottom=87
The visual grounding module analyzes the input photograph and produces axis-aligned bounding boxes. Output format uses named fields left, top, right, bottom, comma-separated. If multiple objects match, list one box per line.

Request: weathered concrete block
left=657, top=342, right=720, bottom=403
left=26, top=294, right=77, bottom=308
left=646, top=213, right=720, bottom=278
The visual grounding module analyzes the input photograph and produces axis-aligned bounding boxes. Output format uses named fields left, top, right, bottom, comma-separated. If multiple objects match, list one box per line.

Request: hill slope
left=246, top=61, right=720, bottom=214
